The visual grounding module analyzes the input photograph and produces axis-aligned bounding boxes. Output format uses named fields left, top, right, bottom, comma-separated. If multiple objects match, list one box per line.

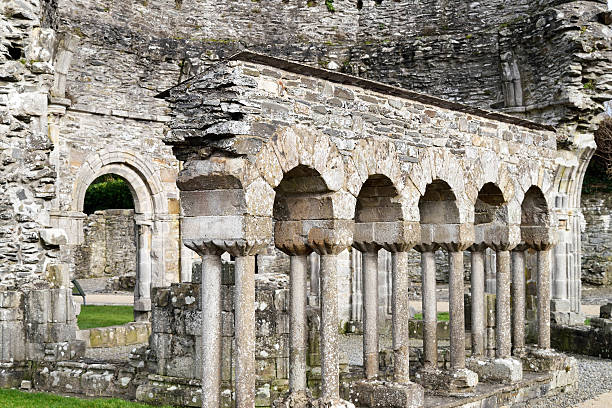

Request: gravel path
left=525, top=354, right=612, bottom=407
left=339, top=335, right=612, bottom=408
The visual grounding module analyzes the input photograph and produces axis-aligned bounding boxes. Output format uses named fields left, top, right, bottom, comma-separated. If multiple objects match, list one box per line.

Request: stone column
left=309, top=233, right=352, bottom=404
left=225, top=240, right=267, bottom=408
left=511, top=246, right=526, bottom=356
left=353, top=243, right=381, bottom=380
left=469, top=245, right=486, bottom=357
left=288, top=254, right=309, bottom=393
left=537, top=248, right=552, bottom=349
left=415, top=244, right=438, bottom=369
left=134, top=222, right=152, bottom=321
left=447, top=249, right=466, bottom=370
left=234, top=255, right=256, bottom=408
left=275, top=222, right=313, bottom=405
left=185, top=241, right=224, bottom=408
left=383, top=245, right=412, bottom=384
left=495, top=249, right=512, bottom=358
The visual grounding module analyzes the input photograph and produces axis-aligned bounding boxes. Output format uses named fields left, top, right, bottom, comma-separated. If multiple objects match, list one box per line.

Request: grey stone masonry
left=164, top=52, right=560, bottom=406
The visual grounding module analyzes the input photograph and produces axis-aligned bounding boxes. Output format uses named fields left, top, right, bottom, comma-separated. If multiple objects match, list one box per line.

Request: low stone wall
left=74, top=209, right=136, bottom=281
left=141, top=263, right=299, bottom=407
left=581, top=192, right=612, bottom=286
left=76, top=322, right=151, bottom=348
left=551, top=305, right=612, bottom=359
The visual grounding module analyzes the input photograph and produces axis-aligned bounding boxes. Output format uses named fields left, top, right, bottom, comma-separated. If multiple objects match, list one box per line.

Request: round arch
left=71, top=149, right=168, bottom=216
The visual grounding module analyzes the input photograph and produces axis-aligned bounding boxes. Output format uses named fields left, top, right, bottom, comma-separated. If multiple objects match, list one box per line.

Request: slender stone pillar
left=511, top=247, right=526, bottom=356
left=537, top=249, right=552, bottom=349
left=495, top=250, right=512, bottom=358
left=362, top=250, right=379, bottom=379
left=353, top=243, right=380, bottom=380
left=319, top=253, right=341, bottom=400
left=390, top=250, right=411, bottom=383
left=184, top=241, right=225, bottom=408
left=275, top=222, right=313, bottom=404
left=134, top=222, right=152, bottom=321
left=201, top=253, right=223, bottom=408
left=415, top=245, right=438, bottom=369
left=234, top=255, right=256, bottom=408
left=308, top=224, right=353, bottom=404
left=448, top=250, right=466, bottom=369
left=289, top=255, right=309, bottom=393
left=469, top=246, right=486, bottom=357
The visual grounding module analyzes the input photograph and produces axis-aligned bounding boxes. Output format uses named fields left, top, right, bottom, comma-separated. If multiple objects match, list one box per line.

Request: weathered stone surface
left=466, top=357, right=523, bottom=384
left=74, top=210, right=136, bottom=280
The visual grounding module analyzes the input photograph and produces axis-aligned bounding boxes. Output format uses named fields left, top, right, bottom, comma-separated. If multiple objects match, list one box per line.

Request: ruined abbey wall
left=74, top=209, right=137, bottom=280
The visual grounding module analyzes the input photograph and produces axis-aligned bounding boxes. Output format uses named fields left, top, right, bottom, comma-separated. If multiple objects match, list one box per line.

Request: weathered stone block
left=466, top=357, right=523, bottom=383
left=349, top=380, right=424, bottom=408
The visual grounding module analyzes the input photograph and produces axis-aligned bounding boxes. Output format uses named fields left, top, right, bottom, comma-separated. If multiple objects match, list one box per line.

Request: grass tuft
left=412, top=312, right=450, bottom=321
left=0, top=389, right=175, bottom=407
left=77, top=305, right=134, bottom=329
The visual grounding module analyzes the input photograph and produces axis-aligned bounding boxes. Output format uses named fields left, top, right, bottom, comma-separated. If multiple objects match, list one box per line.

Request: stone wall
left=0, top=0, right=61, bottom=286
left=74, top=209, right=137, bottom=280
left=581, top=191, right=612, bottom=286
left=143, top=262, right=299, bottom=407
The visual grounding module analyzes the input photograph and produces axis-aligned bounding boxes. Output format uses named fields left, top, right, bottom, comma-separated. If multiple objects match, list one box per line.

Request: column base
left=273, top=390, right=312, bottom=408
left=415, top=367, right=478, bottom=392
left=348, top=380, right=424, bottom=408
left=311, top=398, right=355, bottom=408
left=466, top=356, right=523, bottom=383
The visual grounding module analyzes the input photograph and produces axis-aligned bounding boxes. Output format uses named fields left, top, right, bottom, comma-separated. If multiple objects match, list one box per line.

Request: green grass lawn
left=77, top=305, right=134, bottom=330
left=0, top=389, right=174, bottom=408
left=412, top=312, right=450, bottom=321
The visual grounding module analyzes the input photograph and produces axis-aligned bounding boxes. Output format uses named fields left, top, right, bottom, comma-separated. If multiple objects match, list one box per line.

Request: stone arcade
left=160, top=52, right=577, bottom=408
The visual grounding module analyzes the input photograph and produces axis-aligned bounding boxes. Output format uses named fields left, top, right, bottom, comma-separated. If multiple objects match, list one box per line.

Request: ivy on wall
left=83, top=174, right=135, bottom=214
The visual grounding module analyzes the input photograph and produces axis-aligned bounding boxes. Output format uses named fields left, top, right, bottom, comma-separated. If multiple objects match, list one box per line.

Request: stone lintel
left=419, top=223, right=474, bottom=252
left=307, top=219, right=354, bottom=255
left=181, top=215, right=273, bottom=245
left=348, top=380, right=424, bottom=408
left=473, top=224, right=520, bottom=251
left=466, top=357, right=523, bottom=383
left=354, top=221, right=420, bottom=253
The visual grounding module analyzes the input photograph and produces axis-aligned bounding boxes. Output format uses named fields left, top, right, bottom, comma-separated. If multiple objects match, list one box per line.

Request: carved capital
left=439, top=241, right=472, bottom=252
left=274, top=221, right=311, bottom=256
left=414, top=243, right=439, bottom=253
left=307, top=219, right=354, bottom=255
left=352, top=241, right=381, bottom=254
left=513, top=243, right=529, bottom=252
left=468, top=243, right=488, bottom=252
left=185, top=238, right=269, bottom=257
left=521, top=226, right=556, bottom=251
left=185, top=239, right=225, bottom=256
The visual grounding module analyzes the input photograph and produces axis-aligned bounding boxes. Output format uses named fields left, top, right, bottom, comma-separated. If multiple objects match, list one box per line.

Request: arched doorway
left=51, top=149, right=175, bottom=321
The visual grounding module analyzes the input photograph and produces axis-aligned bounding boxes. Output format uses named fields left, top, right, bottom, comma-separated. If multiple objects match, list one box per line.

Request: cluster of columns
left=352, top=241, right=415, bottom=384
left=192, top=234, right=553, bottom=407
left=468, top=242, right=552, bottom=362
